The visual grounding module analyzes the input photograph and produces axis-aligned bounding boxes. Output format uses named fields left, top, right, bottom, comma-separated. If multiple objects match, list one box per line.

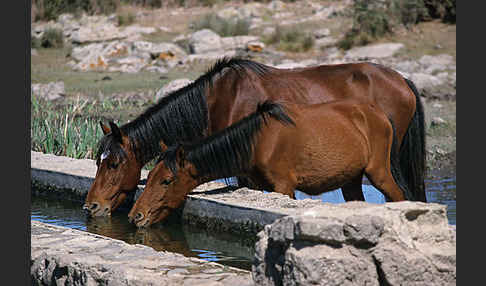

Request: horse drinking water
left=128, top=100, right=414, bottom=228
left=85, top=58, right=426, bottom=217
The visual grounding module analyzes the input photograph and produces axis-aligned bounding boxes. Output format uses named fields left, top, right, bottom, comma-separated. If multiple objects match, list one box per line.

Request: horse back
left=252, top=99, right=389, bottom=193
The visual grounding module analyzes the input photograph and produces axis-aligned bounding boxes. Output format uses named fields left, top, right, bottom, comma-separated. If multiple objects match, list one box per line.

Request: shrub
left=33, top=0, right=120, bottom=21
left=337, top=0, right=455, bottom=50
left=31, top=36, right=42, bottom=49
left=192, top=13, right=250, bottom=37
left=117, top=11, right=136, bottom=26
left=41, top=28, right=64, bottom=48
left=265, top=25, right=315, bottom=52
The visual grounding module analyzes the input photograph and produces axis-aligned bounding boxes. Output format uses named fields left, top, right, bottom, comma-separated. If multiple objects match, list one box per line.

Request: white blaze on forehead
left=101, top=150, right=110, bottom=161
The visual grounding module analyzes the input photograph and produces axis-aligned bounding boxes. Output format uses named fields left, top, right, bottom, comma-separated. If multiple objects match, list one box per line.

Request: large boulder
left=155, top=78, right=193, bottom=101
left=32, top=82, right=65, bottom=101
left=189, top=29, right=222, bottom=54
left=253, top=201, right=456, bottom=286
left=345, top=43, right=404, bottom=59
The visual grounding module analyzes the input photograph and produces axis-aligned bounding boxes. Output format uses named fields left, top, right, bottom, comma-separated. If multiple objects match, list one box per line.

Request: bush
left=31, top=36, right=42, bottom=49
left=117, top=11, right=135, bottom=26
left=424, top=0, right=456, bottom=23
left=41, top=28, right=64, bottom=48
left=265, top=25, right=315, bottom=52
left=192, top=13, right=250, bottom=37
left=337, top=0, right=456, bottom=50
left=33, top=0, right=120, bottom=21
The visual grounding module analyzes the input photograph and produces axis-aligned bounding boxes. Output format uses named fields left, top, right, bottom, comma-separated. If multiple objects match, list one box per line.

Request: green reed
left=31, top=96, right=103, bottom=159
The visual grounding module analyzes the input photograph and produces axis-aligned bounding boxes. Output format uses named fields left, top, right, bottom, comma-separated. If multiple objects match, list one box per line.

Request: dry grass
left=383, top=20, right=456, bottom=60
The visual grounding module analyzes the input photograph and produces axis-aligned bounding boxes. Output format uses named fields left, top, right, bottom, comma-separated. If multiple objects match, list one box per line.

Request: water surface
left=31, top=171, right=455, bottom=272
left=31, top=196, right=255, bottom=270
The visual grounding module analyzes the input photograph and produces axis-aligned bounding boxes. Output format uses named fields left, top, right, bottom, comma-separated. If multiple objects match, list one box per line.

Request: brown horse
left=128, top=100, right=413, bottom=228
left=85, top=58, right=426, bottom=217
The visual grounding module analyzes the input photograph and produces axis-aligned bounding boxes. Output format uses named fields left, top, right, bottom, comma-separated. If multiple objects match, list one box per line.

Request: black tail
left=400, top=78, right=427, bottom=202
left=389, top=119, right=413, bottom=201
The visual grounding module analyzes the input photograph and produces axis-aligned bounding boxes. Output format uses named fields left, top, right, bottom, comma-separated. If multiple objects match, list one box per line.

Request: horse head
left=83, top=121, right=142, bottom=217
left=128, top=146, right=196, bottom=228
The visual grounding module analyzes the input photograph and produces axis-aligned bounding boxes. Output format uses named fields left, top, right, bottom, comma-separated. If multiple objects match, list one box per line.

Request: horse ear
left=175, top=146, right=186, bottom=168
left=109, top=121, right=122, bottom=143
left=100, top=121, right=111, bottom=135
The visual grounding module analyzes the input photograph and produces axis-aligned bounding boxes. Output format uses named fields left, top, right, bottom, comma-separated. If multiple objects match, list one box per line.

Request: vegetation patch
left=264, top=25, right=314, bottom=53
left=191, top=13, right=250, bottom=37
left=117, top=11, right=136, bottom=26
left=40, top=28, right=65, bottom=49
left=338, top=0, right=456, bottom=50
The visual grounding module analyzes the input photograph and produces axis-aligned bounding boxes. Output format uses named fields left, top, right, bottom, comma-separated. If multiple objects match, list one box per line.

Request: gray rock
left=345, top=43, right=404, bottom=59
left=155, top=78, right=193, bottom=101
left=314, top=28, right=331, bottom=39
left=31, top=221, right=251, bottom=286
left=409, top=73, right=444, bottom=90
left=431, top=117, right=447, bottom=126
left=253, top=201, right=456, bottom=286
left=217, top=7, right=240, bottom=19
left=315, top=36, right=338, bottom=48
left=132, top=40, right=187, bottom=60
left=220, top=35, right=260, bottom=51
left=267, top=1, right=286, bottom=11
left=189, top=29, right=222, bottom=54
left=32, top=81, right=65, bottom=101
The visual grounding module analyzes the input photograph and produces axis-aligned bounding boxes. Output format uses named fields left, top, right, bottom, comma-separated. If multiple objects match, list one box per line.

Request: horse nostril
left=90, top=202, right=99, bottom=211
left=135, top=212, right=144, bottom=221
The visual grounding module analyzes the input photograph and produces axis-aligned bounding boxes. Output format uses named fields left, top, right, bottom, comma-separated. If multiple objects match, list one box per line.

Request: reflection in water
left=31, top=196, right=254, bottom=270
left=31, top=173, right=456, bottom=272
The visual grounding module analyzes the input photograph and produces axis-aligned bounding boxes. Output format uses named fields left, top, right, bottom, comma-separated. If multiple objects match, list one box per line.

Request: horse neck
left=122, top=85, right=209, bottom=166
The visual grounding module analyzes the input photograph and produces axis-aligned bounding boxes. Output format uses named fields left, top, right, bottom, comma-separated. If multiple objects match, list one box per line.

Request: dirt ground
left=31, top=1, right=456, bottom=178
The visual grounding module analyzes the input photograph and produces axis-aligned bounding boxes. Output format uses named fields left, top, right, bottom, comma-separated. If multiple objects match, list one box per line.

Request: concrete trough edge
left=30, top=151, right=294, bottom=235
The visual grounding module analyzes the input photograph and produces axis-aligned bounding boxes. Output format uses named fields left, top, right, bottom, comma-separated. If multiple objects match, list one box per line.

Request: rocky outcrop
left=68, top=40, right=186, bottom=73
left=155, top=78, right=193, bottom=101
left=31, top=221, right=252, bottom=286
left=32, top=81, right=65, bottom=101
left=344, top=43, right=405, bottom=59
left=253, top=201, right=456, bottom=286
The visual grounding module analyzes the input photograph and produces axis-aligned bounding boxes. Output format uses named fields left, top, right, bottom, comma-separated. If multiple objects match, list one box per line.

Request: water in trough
left=31, top=172, right=455, bottom=271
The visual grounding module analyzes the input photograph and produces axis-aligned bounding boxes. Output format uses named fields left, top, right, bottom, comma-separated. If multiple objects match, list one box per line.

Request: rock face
left=69, top=40, right=186, bottom=73
left=345, top=43, right=404, bottom=59
left=155, top=78, right=193, bottom=101
left=31, top=81, right=65, bottom=101
left=31, top=221, right=252, bottom=286
left=252, top=201, right=456, bottom=286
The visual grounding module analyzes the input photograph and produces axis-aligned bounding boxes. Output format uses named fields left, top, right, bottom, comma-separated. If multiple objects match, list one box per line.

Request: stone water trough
left=31, top=151, right=456, bottom=285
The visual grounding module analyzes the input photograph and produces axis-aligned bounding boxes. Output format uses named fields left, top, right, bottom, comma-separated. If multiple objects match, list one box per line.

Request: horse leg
left=235, top=176, right=258, bottom=189
left=271, top=177, right=297, bottom=199
left=365, top=146, right=406, bottom=202
left=341, top=175, right=365, bottom=201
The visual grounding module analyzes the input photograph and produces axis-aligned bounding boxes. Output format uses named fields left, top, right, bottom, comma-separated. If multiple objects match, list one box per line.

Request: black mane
left=96, top=57, right=270, bottom=165
left=161, top=101, right=295, bottom=178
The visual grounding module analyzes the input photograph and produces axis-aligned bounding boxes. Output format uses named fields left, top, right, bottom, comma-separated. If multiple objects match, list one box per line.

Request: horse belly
left=291, top=121, right=368, bottom=196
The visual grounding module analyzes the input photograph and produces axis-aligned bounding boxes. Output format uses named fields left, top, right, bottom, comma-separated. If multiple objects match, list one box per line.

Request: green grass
left=31, top=48, right=203, bottom=97
left=31, top=96, right=103, bottom=159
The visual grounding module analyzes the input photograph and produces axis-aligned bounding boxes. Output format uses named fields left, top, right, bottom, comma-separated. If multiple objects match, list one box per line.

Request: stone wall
left=252, top=202, right=456, bottom=286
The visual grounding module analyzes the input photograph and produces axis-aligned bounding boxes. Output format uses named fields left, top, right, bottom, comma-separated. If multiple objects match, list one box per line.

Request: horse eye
left=109, top=162, right=119, bottom=169
left=161, top=178, right=172, bottom=185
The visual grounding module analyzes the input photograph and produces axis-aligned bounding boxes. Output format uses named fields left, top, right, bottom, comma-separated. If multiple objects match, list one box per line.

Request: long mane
left=96, top=57, right=270, bottom=165
left=162, top=101, right=295, bottom=178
